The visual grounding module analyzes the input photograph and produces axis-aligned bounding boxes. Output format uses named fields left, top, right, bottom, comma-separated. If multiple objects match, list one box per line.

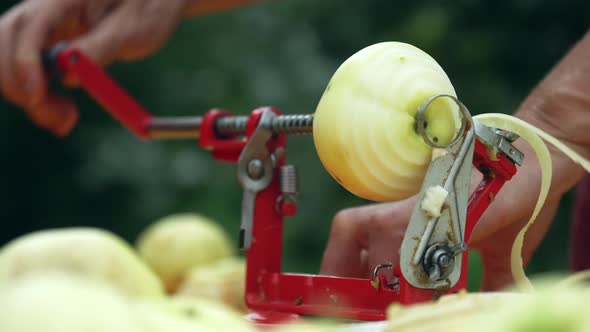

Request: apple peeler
left=42, top=44, right=523, bottom=324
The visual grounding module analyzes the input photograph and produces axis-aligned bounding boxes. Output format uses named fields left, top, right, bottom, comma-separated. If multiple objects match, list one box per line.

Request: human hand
left=0, top=0, right=189, bottom=137
left=319, top=150, right=563, bottom=291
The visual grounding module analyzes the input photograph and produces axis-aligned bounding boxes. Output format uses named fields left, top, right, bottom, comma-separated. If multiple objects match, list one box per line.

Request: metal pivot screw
left=438, top=253, right=452, bottom=268
left=423, top=243, right=465, bottom=282
left=247, top=159, right=265, bottom=179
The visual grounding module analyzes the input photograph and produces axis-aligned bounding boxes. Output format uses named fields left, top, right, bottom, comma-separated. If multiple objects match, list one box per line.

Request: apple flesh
left=313, top=42, right=461, bottom=202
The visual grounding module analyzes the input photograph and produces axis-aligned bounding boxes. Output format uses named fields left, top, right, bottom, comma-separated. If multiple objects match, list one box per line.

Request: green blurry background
left=0, top=0, right=588, bottom=291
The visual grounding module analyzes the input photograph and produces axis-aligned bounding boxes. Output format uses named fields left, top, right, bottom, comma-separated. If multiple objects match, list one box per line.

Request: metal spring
left=280, top=165, right=298, bottom=195
left=216, top=116, right=249, bottom=136
left=271, top=114, right=314, bottom=135
left=215, top=114, right=313, bottom=136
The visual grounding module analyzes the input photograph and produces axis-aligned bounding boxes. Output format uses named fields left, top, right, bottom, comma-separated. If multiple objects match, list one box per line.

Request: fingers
left=0, top=0, right=184, bottom=136
left=70, top=2, right=134, bottom=66
left=14, top=1, right=71, bottom=107
left=475, top=199, right=560, bottom=291
left=25, top=94, right=79, bottom=137
left=0, top=0, right=81, bottom=136
left=320, top=207, right=369, bottom=278
left=0, top=6, right=28, bottom=106
left=320, top=197, right=417, bottom=279
left=366, top=200, right=414, bottom=280
left=71, top=0, right=184, bottom=66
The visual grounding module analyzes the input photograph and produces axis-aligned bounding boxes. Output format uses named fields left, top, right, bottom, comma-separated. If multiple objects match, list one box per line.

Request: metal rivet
left=247, top=159, right=264, bottom=179
left=438, top=254, right=452, bottom=268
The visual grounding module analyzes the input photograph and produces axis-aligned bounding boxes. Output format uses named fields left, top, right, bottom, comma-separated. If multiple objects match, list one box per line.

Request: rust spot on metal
left=294, top=296, right=303, bottom=306
left=432, top=279, right=452, bottom=300
left=446, top=230, right=454, bottom=243
left=415, top=268, right=430, bottom=285
left=489, top=192, right=495, bottom=202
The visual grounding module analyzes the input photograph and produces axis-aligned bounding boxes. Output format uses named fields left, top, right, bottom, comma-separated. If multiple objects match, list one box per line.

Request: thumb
left=69, top=3, right=136, bottom=66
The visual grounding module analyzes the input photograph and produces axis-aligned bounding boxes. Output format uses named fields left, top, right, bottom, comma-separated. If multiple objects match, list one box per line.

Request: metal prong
left=372, top=262, right=394, bottom=281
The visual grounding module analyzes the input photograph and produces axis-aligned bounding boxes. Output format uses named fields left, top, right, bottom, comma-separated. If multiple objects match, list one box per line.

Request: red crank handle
left=42, top=43, right=153, bottom=139
left=41, top=44, right=314, bottom=140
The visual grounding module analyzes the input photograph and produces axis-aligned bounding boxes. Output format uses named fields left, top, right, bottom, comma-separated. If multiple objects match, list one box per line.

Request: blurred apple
left=134, top=295, right=254, bottom=332
left=136, top=213, right=235, bottom=292
left=0, top=271, right=142, bottom=332
left=0, top=227, right=164, bottom=297
left=176, top=257, right=246, bottom=311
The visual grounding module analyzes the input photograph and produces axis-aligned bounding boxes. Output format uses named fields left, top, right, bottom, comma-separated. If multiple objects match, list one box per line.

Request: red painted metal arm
left=45, top=44, right=152, bottom=139
left=466, top=141, right=518, bottom=241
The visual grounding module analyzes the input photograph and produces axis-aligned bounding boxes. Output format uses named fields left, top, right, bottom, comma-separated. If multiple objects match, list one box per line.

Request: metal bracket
left=237, top=109, right=277, bottom=250
left=400, top=95, right=474, bottom=289
left=473, top=120, right=524, bottom=166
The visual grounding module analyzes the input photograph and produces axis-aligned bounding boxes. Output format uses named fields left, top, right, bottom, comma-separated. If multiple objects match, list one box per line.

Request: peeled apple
left=134, top=297, right=254, bottom=332
left=136, top=213, right=235, bottom=292
left=313, top=42, right=462, bottom=202
left=314, top=41, right=590, bottom=290
left=385, top=290, right=530, bottom=332
left=0, top=228, right=163, bottom=298
left=0, top=271, right=142, bottom=332
left=176, top=257, right=246, bottom=312
left=385, top=283, right=590, bottom=332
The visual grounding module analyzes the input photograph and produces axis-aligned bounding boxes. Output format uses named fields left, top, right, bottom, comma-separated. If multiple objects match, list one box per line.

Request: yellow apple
left=136, top=213, right=235, bottom=292
left=0, top=227, right=163, bottom=297
left=176, top=257, right=246, bottom=312
left=313, top=42, right=461, bottom=202
left=0, top=271, right=142, bottom=332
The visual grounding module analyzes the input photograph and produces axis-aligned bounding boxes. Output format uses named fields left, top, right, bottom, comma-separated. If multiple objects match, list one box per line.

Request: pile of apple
left=0, top=213, right=287, bottom=332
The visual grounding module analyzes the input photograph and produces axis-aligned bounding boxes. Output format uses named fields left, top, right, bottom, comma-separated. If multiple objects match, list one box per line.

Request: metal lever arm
left=44, top=44, right=314, bottom=140
left=44, top=43, right=152, bottom=138
left=237, top=109, right=277, bottom=250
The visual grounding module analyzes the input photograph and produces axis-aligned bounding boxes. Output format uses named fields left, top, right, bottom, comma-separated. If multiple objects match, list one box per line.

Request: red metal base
left=245, top=311, right=303, bottom=327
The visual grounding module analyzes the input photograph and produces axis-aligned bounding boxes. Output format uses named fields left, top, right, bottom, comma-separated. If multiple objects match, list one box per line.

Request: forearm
left=515, top=29, right=590, bottom=199
left=470, top=29, right=590, bottom=277
left=182, top=0, right=264, bottom=17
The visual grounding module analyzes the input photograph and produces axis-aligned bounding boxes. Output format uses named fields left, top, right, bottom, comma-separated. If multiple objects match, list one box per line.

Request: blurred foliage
left=0, top=0, right=589, bottom=291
